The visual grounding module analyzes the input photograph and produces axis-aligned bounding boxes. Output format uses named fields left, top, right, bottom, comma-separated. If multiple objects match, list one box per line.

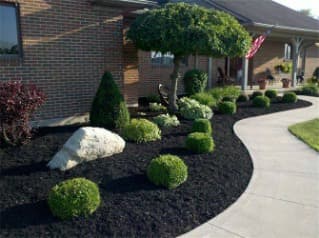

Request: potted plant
left=281, top=78, right=291, bottom=88
left=257, top=78, right=267, bottom=90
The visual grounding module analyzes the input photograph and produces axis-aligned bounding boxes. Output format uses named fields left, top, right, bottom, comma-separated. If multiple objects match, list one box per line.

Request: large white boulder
left=48, top=127, right=125, bottom=171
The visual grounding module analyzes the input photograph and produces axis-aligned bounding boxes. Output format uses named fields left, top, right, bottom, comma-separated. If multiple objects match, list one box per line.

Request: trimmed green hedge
left=282, top=92, right=297, bottom=103
left=265, top=89, right=277, bottom=99
left=90, top=71, right=130, bottom=130
left=48, top=178, right=101, bottom=220
left=250, top=91, right=263, bottom=100
left=122, top=118, right=161, bottom=143
left=252, top=96, right=270, bottom=108
left=218, top=101, right=237, bottom=114
left=147, top=154, right=188, bottom=189
left=192, top=119, right=212, bottom=134
left=183, top=69, right=208, bottom=95
left=185, top=132, right=214, bottom=153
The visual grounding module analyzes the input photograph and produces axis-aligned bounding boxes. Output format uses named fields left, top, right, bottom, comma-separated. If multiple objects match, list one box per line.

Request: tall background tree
left=127, top=3, right=251, bottom=111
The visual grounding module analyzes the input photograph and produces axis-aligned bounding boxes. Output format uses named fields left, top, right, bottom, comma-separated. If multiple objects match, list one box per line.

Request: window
left=0, top=2, right=21, bottom=57
left=284, top=43, right=292, bottom=60
left=151, top=51, right=188, bottom=66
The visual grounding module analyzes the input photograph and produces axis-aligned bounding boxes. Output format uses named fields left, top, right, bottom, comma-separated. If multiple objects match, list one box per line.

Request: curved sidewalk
left=180, top=96, right=319, bottom=238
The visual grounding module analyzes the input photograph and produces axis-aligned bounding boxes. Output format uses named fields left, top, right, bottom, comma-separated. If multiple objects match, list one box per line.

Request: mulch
left=0, top=99, right=311, bottom=238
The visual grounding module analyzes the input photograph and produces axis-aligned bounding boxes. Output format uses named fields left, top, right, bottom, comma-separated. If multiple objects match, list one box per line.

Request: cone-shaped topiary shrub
left=265, top=89, right=277, bottom=99
left=90, top=71, right=130, bottom=130
left=218, top=101, right=237, bottom=114
left=252, top=96, right=270, bottom=108
left=250, top=91, right=263, bottom=100
left=237, top=94, right=249, bottom=102
left=192, top=119, right=212, bottom=134
left=48, top=178, right=101, bottom=220
left=147, top=154, right=188, bottom=189
left=282, top=92, right=297, bottom=103
left=186, top=132, right=214, bottom=153
left=122, top=118, right=161, bottom=143
left=183, top=69, right=208, bottom=95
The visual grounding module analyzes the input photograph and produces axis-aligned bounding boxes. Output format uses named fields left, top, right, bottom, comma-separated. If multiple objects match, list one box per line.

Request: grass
left=288, top=118, right=319, bottom=152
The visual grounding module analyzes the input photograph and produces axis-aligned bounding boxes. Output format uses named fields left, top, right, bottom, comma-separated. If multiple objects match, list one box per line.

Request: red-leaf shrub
left=0, top=81, right=46, bottom=146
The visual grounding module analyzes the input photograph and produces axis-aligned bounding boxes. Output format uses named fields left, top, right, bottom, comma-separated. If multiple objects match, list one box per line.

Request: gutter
left=243, top=22, right=319, bottom=35
left=90, top=0, right=157, bottom=8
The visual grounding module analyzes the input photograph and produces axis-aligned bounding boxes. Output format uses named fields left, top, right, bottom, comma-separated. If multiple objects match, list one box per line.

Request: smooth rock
left=48, top=127, right=125, bottom=171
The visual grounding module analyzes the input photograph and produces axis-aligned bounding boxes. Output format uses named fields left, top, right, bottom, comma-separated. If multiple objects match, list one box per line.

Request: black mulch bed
left=0, top=99, right=311, bottom=238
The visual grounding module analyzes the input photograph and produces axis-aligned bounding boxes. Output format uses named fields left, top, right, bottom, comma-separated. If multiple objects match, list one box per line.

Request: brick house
left=0, top=0, right=318, bottom=125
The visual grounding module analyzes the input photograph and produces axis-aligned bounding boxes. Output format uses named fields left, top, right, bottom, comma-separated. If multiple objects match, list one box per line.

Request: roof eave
left=90, top=0, right=157, bottom=9
left=243, top=22, right=319, bottom=35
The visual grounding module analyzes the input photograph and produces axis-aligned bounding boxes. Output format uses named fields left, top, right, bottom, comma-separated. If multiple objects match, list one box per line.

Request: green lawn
left=288, top=118, right=319, bottom=152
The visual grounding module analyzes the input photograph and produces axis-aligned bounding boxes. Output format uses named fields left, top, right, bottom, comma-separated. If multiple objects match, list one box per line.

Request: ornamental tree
left=127, top=3, right=251, bottom=111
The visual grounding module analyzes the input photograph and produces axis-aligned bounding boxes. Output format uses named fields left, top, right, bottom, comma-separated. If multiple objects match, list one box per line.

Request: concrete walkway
left=180, top=96, right=319, bottom=238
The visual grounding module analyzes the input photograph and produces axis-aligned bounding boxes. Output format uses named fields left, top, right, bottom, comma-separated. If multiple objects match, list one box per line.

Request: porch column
left=291, top=37, right=303, bottom=87
left=241, top=57, right=249, bottom=90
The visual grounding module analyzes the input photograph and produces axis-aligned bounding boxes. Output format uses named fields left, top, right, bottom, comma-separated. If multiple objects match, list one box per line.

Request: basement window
left=284, top=43, right=292, bottom=60
left=0, top=2, right=22, bottom=58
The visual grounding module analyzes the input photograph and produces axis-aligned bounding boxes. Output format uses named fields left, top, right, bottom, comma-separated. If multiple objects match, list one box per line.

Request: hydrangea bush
left=178, top=97, right=213, bottom=120
left=153, top=114, right=180, bottom=128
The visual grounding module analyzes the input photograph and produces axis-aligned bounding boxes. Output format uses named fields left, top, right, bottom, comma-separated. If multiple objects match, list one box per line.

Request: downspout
left=208, top=57, right=213, bottom=88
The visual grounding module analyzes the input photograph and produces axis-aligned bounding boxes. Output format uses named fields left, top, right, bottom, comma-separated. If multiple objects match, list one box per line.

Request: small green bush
left=282, top=92, right=297, bottom=103
left=183, top=69, right=208, bottom=95
left=90, top=72, right=130, bottom=129
left=250, top=91, right=263, bottom=100
left=265, top=89, right=277, bottom=99
left=147, top=154, right=188, bottom=189
left=237, top=94, right=249, bottom=102
left=146, top=94, right=161, bottom=103
left=153, top=114, right=180, bottom=128
left=252, top=96, right=270, bottom=108
left=185, top=132, right=214, bottom=153
left=149, top=102, right=167, bottom=112
left=48, top=178, right=101, bottom=220
left=122, top=118, right=161, bottom=143
left=222, top=96, right=235, bottom=102
left=192, top=119, right=212, bottom=134
left=178, top=97, right=213, bottom=120
left=218, top=101, right=237, bottom=114
left=208, top=86, right=241, bottom=102
left=299, top=84, right=319, bottom=96
left=190, top=92, right=217, bottom=108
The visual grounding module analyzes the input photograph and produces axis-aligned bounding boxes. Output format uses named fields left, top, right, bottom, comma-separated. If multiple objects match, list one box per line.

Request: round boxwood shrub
left=183, top=69, right=208, bottom=95
left=122, top=118, right=161, bottom=143
left=250, top=91, right=263, bottom=100
left=252, top=96, right=270, bottom=108
left=218, top=101, right=237, bottom=114
left=237, top=94, right=249, bottom=102
left=192, top=118, right=212, bottom=134
left=90, top=71, right=130, bottom=130
left=222, top=96, right=235, bottom=102
left=147, top=154, right=188, bottom=189
left=265, top=89, right=277, bottom=99
left=300, top=84, right=319, bottom=96
left=185, top=132, right=214, bottom=153
left=48, top=178, right=101, bottom=220
left=282, top=92, right=297, bottom=103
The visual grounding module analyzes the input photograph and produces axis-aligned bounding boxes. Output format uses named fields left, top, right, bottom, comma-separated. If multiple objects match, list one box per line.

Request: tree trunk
left=168, top=56, right=181, bottom=112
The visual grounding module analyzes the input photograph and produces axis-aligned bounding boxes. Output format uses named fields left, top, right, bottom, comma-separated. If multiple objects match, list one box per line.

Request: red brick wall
left=0, top=0, right=124, bottom=120
left=138, top=52, right=211, bottom=97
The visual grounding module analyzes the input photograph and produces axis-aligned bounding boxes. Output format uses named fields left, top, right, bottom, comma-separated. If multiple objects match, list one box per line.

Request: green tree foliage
left=127, top=3, right=251, bottom=111
left=90, top=72, right=130, bottom=130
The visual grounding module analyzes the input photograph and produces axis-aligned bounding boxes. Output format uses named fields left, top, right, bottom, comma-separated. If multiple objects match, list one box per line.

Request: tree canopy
left=127, top=3, right=251, bottom=58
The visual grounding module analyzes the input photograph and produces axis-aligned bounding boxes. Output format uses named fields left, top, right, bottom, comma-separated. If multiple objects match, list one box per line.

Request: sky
left=273, top=0, right=319, bottom=18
